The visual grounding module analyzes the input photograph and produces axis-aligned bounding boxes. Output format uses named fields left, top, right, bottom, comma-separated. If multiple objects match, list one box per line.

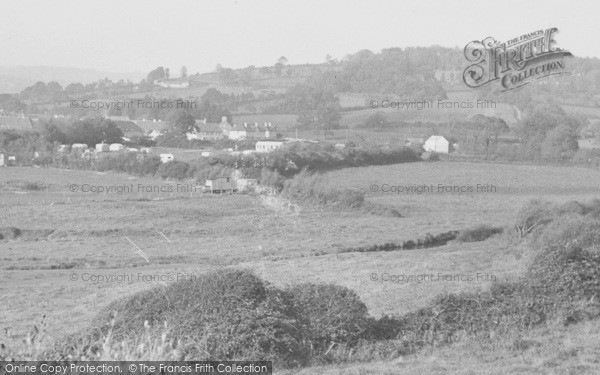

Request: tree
left=165, top=68, right=170, bottom=79
left=180, top=66, right=188, bottom=78
left=274, top=56, right=288, bottom=76
left=41, top=121, right=67, bottom=144
left=147, top=67, right=165, bottom=83
left=286, top=84, right=342, bottom=130
left=0, top=94, right=27, bottom=113
left=540, top=125, right=579, bottom=162
left=166, top=110, right=196, bottom=134
left=65, top=118, right=123, bottom=146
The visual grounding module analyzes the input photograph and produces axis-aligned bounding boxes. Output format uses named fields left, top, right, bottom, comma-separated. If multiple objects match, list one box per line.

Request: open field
left=1, top=162, right=599, bottom=361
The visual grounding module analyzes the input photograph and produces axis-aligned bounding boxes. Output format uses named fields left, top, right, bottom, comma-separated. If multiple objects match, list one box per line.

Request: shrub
left=158, top=161, right=191, bottom=180
left=287, top=283, right=370, bottom=354
left=514, top=200, right=554, bottom=237
left=75, top=269, right=305, bottom=367
left=456, top=225, right=503, bottom=242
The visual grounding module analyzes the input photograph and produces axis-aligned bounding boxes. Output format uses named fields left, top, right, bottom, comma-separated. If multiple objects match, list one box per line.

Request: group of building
left=185, top=116, right=276, bottom=141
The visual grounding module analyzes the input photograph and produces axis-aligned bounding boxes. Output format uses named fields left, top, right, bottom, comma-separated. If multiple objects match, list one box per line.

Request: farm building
left=160, top=153, right=174, bottom=163
left=424, top=136, right=450, bottom=154
left=95, top=143, right=109, bottom=152
left=204, top=176, right=236, bottom=193
left=256, top=141, right=284, bottom=153
left=109, top=143, right=125, bottom=152
left=0, top=115, right=34, bottom=131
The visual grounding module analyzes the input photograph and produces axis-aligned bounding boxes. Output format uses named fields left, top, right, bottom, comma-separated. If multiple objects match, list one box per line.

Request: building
left=424, top=135, right=450, bottom=154
left=187, top=122, right=224, bottom=141
left=0, top=152, right=5, bottom=167
left=256, top=141, right=284, bottom=153
left=109, top=143, right=125, bottom=152
left=204, top=176, right=236, bottom=193
left=0, top=115, right=34, bottom=131
left=578, top=138, right=600, bottom=150
left=112, top=120, right=145, bottom=138
left=132, top=119, right=169, bottom=134
left=95, top=143, right=109, bottom=152
left=154, top=78, right=190, bottom=88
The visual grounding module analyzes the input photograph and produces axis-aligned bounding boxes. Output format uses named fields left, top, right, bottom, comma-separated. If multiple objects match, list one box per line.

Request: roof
left=0, top=116, right=34, bottom=131
left=112, top=120, right=144, bottom=133
left=131, top=120, right=167, bottom=133
left=195, top=123, right=223, bottom=133
left=256, top=140, right=284, bottom=145
left=232, top=123, right=271, bottom=132
left=425, top=135, right=449, bottom=144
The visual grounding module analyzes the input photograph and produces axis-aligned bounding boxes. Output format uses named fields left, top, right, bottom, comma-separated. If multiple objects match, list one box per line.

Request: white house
left=255, top=141, right=284, bottom=153
left=424, top=136, right=450, bottom=154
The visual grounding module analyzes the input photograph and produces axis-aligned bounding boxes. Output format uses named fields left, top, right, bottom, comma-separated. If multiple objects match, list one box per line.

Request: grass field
left=1, top=162, right=599, bottom=370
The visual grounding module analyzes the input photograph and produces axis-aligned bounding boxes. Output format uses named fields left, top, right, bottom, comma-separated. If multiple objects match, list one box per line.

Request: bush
left=514, top=200, right=554, bottom=237
left=456, top=225, right=503, bottom=242
left=85, top=269, right=304, bottom=366
left=158, top=161, right=191, bottom=180
left=287, top=283, right=369, bottom=353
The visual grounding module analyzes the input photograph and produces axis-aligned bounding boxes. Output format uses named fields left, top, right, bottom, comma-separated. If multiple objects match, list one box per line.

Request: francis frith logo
left=463, top=27, right=572, bottom=91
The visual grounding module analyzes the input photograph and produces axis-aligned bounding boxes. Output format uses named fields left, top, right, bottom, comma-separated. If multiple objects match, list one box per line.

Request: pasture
left=1, top=162, right=600, bottom=365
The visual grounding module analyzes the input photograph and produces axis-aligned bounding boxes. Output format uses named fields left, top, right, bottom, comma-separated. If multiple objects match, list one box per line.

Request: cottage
left=204, top=176, right=236, bottom=193
left=423, top=136, right=450, bottom=154
left=160, top=153, right=174, bottom=163
left=256, top=141, right=284, bottom=153
left=109, top=143, right=125, bottom=152
left=187, top=123, right=224, bottom=141
left=229, top=122, right=274, bottom=141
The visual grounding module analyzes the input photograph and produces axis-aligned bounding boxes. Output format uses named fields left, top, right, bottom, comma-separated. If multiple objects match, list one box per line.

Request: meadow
left=1, top=161, right=599, bottom=372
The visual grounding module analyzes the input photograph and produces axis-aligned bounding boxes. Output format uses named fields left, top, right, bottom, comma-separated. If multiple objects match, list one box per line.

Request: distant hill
left=0, top=66, right=145, bottom=94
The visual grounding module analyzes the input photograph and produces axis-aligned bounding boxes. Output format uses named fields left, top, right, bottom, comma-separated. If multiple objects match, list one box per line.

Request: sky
left=0, top=0, right=597, bottom=75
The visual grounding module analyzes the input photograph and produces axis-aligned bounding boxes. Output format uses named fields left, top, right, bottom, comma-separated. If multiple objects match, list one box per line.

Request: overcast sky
left=0, top=0, right=597, bottom=75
